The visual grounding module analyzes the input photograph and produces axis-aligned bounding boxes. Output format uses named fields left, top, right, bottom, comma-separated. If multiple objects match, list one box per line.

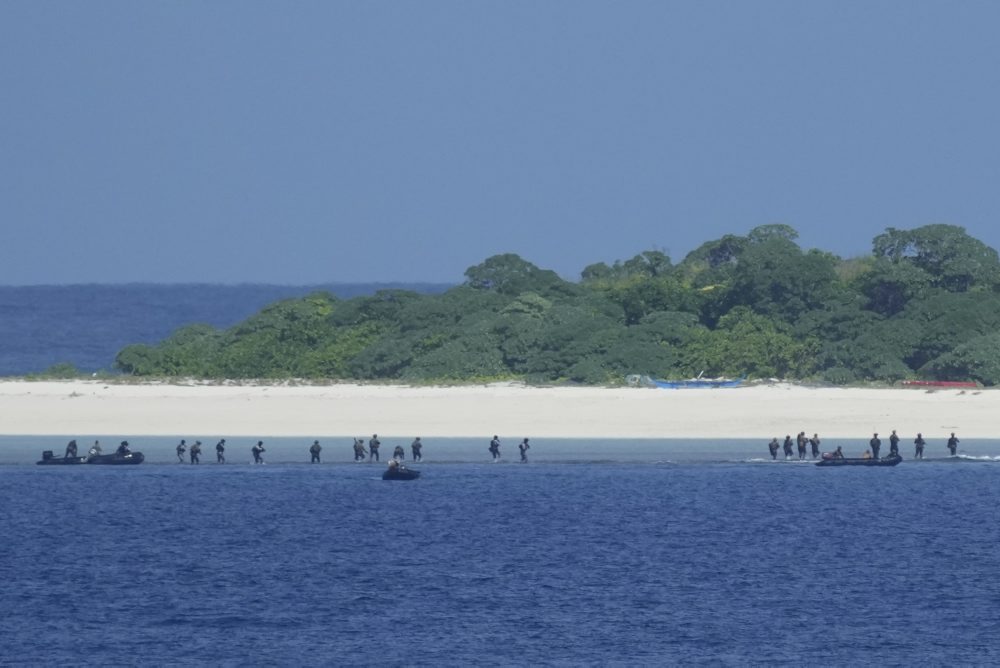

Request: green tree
left=920, top=333, right=1000, bottom=385
left=724, top=239, right=840, bottom=320
left=872, top=224, right=1000, bottom=292
left=678, top=307, right=816, bottom=378
left=464, top=254, right=569, bottom=296
left=853, top=258, right=934, bottom=316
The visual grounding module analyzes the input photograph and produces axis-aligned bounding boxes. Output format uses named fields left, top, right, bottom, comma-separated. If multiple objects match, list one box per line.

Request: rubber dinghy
left=815, top=454, right=902, bottom=467
left=88, top=452, right=145, bottom=465
left=36, top=451, right=87, bottom=465
left=36, top=450, right=145, bottom=465
left=382, top=464, right=420, bottom=480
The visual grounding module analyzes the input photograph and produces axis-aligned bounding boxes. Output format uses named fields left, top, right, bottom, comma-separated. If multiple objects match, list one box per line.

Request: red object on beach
left=900, top=380, right=978, bottom=388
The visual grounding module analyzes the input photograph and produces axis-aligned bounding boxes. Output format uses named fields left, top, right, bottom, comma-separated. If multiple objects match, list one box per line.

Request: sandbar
left=0, top=380, right=992, bottom=440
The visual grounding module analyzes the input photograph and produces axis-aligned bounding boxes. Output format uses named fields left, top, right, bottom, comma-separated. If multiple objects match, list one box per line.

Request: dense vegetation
left=115, top=224, right=1000, bottom=385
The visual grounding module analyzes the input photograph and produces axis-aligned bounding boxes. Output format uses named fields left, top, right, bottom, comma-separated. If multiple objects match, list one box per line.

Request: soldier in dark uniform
left=870, top=433, right=881, bottom=459
left=809, top=433, right=821, bottom=459
left=65, top=440, right=78, bottom=458
left=768, top=438, right=780, bottom=460
left=914, top=433, right=925, bottom=459
left=310, top=440, right=322, bottom=463
left=796, top=432, right=807, bottom=460
left=947, top=433, right=959, bottom=456
left=353, top=438, right=366, bottom=462
left=190, top=440, right=202, bottom=464
left=489, top=436, right=501, bottom=462
left=176, top=439, right=187, bottom=463
left=216, top=439, right=226, bottom=464
left=889, top=430, right=900, bottom=456
left=411, top=437, right=423, bottom=462
left=369, top=434, right=381, bottom=462
left=518, top=438, right=530, bottom=462
left=782, top=436, right=794, bottom=459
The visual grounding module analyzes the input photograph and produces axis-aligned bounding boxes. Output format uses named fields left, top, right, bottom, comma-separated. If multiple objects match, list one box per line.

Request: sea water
left=2, top=438, right=998, bottom=665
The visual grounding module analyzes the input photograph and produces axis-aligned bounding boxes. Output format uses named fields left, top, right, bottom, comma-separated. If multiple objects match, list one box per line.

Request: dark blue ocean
left=2, top=438, right=999, bottom=666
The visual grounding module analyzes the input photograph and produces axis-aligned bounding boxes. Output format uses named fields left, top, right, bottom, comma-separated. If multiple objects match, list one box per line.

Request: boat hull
left=36, top=454, right=88, bottom=465
left=36, top=451, right=145, bottom=466
left=652, top=378, right=745, bottom=389
left=88, top=452, right=145, bottom=465
left=816, top=455, right=902, bottom=467
left=382, top=467, right=420, bottom=480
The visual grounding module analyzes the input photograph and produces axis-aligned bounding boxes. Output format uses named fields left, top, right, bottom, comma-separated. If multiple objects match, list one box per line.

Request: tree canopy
left=115, top=223, right=1000, bottom=386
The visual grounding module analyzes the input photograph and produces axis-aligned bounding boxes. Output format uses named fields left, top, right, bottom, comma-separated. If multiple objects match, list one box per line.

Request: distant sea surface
left=0, top=283, right=449, bottom=376
left=3, top=443, right=999, bottom=665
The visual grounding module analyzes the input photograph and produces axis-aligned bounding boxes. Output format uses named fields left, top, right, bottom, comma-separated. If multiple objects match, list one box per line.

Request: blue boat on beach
left=628, top=374, right=745, bottom=389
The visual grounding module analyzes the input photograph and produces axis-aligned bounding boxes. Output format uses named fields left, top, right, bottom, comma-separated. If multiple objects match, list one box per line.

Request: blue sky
left=3, top=1, right=999, bottom=285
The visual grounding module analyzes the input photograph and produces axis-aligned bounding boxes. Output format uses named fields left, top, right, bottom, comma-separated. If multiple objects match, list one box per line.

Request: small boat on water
left=816, top=454, right=902, bottom=467
left=382, top=463, right=420, bottom=480
left=36, top=451, right=87, bottom=465
left=36, top=449, right=145, bottom=466
left=87, top=451, right=145, bottom=465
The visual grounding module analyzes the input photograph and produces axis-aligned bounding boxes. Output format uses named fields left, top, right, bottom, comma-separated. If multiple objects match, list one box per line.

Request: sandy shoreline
left=0, top=380, right=994, bottom=439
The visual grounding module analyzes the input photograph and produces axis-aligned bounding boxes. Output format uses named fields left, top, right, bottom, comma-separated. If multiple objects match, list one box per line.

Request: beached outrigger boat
left=815, top=454, right=902, bottom=467
left=651, top=376, right=745, bottom=389
left=626, top=373, right=745, bottom=389
left=900, top=380, right=978, bottom=389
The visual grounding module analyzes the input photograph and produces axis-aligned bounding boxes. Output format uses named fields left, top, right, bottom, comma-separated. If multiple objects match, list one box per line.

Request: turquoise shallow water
left=3, top=440, right=999, bottom=665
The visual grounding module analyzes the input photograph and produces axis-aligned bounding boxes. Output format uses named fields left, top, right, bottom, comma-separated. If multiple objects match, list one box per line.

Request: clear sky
left=3, top=1, right=999, bottom=285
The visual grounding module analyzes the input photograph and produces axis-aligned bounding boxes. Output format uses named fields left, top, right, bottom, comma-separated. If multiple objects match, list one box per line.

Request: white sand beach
left=0, top=380, right=993, bottom=439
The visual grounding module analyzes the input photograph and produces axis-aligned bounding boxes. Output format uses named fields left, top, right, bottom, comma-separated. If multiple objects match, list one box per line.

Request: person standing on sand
left=411, top=437, right=423, bottom=462
left=216, top=439, right=226, bottom=464
left=889, top=430, right=900, bottom=457
left=310, top=440, right=322, bottom=463
left=914, top=433, right=925, bottom=459
left=947, top=433, right=959, bottom=456
left=369, top=434, right=381, bottom=462
left=176, top=440, right=187, bottom=463
left=489, top=436, right=501, bottom=462
left=809, top=434, right=821, bottom=459
left=870, top=433, right=881, bottom=460
left=519, top=438, right=530, bottom=463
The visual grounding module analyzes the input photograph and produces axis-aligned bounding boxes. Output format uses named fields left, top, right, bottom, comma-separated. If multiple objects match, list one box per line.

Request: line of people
left=767, top=433, right=822, bottom=460
left=866, top=430, right=959, bottom=459
left=350, top=435, right=423, bottom=463
left=70, top=434, right=539, bottom=464
left=767, top=429, right=961, bottom=460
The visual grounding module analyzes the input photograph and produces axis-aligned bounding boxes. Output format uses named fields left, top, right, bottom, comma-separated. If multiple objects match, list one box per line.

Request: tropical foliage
left=115, top=224, right=1000, bottom=385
